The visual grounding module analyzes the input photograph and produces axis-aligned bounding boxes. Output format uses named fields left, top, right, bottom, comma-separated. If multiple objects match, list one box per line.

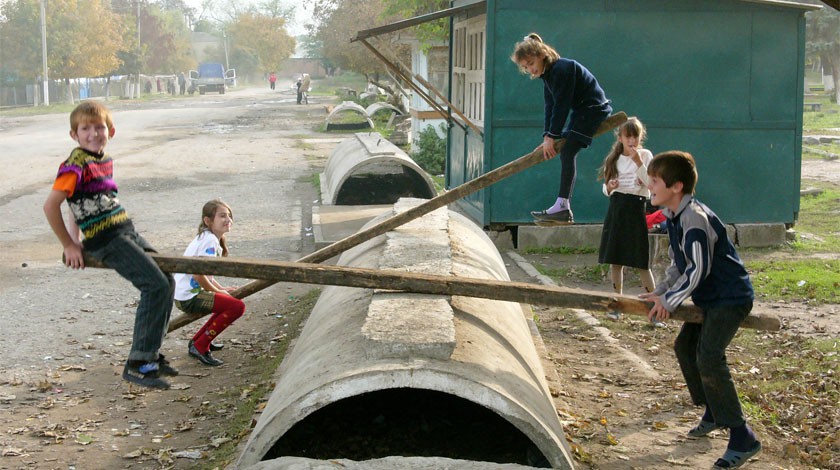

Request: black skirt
left=598, top=192, right=650, bottom=269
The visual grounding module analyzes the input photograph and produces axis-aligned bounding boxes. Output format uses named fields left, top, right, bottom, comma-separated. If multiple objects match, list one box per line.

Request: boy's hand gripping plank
left=80, top=253, right=781, bottom=332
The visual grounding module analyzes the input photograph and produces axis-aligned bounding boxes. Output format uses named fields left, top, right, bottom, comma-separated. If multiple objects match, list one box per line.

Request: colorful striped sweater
left=56, top=147, right=133, bottom=249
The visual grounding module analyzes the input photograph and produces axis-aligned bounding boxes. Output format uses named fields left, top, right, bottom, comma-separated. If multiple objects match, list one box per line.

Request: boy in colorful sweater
left=43, top=101, right=176, bottom=390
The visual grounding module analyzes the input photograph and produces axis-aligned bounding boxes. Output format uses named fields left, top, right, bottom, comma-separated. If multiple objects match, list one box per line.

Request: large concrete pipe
left=320, top=132, right=437, bottom=205
left=325, top=101, right=375, bottom=131
left=236, top=199, right=575, bottom=469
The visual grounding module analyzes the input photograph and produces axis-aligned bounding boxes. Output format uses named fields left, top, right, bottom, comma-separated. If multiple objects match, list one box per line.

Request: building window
left=452, top=15, right=485, bottom=126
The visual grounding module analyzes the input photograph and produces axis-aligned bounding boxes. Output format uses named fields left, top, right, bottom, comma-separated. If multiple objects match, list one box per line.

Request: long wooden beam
left=81, top=254, right=781, bottom=332
left=228, top=112, right=629, bottom=302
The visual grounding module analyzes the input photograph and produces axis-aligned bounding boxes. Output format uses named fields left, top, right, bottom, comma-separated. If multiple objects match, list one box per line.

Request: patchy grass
left=793, top=183, right=840, bottom=253
left=524, top=246, right=598, bottom=255
left=802, top=93, right=840, bottom=134
left=749, top=259, right=840, bottom=304
left=311, top=72, right=368, bottom=97
left=293, top=139, right=316, bottom=151
left=1, top=102, right=76, bottom=117
left=195, top=289, right=320, bottom=469
left=802, top=143, right=840, bottom=160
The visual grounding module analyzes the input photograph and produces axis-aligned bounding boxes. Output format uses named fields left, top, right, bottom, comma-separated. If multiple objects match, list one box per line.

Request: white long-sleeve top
left=602, top=148, right=653, bottom=197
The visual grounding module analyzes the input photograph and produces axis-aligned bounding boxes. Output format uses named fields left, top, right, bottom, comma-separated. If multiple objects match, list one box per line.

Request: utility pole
left=223, top=31, right=230, bottom=71
left=40, top=0, right=49, bottom=106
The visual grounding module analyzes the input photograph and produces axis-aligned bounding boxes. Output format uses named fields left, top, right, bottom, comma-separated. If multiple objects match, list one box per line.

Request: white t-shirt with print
left=174, top=231, right=220, bottom=301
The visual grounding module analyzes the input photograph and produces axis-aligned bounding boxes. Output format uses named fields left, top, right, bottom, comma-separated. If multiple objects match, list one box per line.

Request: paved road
left=0, top=86, right=324, bottom=378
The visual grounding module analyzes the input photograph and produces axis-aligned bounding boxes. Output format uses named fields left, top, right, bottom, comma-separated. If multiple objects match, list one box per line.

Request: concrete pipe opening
left=264, top=388, right=549, bottom=466
left=325, top=101, right=375, bottom=131
left=321, top=132, right=437, bottom=205
left=237, top=200, right=574, bottom=469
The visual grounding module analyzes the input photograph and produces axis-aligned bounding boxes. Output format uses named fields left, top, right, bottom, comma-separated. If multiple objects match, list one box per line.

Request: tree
left=0, top=0, right=43, bottom=81
left=227, top=12, right=295, bottom=75
left=258, top=0, right=295, bottom=20
left=806, top=7, right=840, bottom=104
left=381, top=0, right=448, bottom=50
left=308, top=0, right=401, bottom=76
left=0, top=0, right=125, bottom=102
left=139, top=4, right=195, bottom=74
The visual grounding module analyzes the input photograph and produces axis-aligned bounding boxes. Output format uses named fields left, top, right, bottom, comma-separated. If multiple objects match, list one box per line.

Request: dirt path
left=0, top=87, right=333, bottom=469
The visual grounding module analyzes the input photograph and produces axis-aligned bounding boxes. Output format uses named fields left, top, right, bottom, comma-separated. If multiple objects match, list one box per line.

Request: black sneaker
left=209, top=342, right=224, bottom=351
left=157, top=353, right=179, bottom=376
left=532, top=209, right=574, bottom=226
left=122, top=361, right=170, bottom=390
left=188, top=340, right=224, bottom=367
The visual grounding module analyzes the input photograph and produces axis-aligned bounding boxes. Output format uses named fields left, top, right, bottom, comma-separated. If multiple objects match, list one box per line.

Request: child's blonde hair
left=198, top=198, right=233, bottom=256
left=598, top=117, right=647, bottom=182
left=70, top=101, right=114, bottom=133
left=510, top=33, right=560, bottom=75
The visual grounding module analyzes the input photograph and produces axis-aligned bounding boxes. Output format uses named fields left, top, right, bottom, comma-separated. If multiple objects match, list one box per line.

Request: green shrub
left=412, top=123, right=446, bottom=175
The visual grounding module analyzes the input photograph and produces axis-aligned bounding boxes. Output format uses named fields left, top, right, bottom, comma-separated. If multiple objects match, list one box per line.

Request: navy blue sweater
left=541, top=58, right=610, bottom=142
left=654, top=195, right=754, bottom=311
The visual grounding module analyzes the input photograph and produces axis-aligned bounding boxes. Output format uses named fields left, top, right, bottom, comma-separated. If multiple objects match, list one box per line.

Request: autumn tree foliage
left=227, top=12, right=295, bottom=74
left=0, top=0, right=125, bottom=81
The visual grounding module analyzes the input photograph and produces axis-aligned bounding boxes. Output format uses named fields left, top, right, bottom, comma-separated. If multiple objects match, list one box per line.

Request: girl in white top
left=597, top=118, right=657, bottom=321
left=174, top=199, right=246, bottom=366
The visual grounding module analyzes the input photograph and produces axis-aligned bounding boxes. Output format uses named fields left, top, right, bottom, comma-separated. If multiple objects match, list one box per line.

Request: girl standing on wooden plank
left=511, top=33, right=613, bottom=225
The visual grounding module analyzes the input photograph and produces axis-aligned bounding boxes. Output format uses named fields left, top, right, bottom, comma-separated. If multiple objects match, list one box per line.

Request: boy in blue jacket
left=640, top=151, right=761, bottom=469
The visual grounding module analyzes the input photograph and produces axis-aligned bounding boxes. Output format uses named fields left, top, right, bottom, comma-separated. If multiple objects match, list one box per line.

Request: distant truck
left=188, top=63, right=236, bottom=95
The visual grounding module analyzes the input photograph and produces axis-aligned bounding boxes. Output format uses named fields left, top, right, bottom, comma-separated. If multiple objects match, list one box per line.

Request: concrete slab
left=238, top=200, right=575, bottom=469
left=312, top=204, right=392, bottom=248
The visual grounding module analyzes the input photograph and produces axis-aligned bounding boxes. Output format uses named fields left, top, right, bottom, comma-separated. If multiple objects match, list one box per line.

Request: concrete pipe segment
left=320, top=132, right=437, bottom=205
left=236, top=199, right=575, bottom=469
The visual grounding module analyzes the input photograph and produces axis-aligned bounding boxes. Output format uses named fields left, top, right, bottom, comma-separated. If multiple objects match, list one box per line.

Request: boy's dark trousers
left=86, top=231, right=175, bottom=363
left=674, top=302, right=752, bottom=427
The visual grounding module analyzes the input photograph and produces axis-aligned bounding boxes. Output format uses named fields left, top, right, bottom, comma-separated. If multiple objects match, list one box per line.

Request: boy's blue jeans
left=87, top=231, right=175, bottom=363
left=674, top=302, right=752, bottom=428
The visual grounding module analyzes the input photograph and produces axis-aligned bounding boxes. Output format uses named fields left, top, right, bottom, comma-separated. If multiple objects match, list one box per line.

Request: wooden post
left=80, top=253, right=781, bottom=332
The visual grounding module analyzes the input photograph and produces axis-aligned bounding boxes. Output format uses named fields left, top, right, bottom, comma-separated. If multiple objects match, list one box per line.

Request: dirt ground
left=0, top=85, right=837, bottom=470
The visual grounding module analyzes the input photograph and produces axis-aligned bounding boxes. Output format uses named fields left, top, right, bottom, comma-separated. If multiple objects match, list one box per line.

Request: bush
left=412, top=124, right=446, bottom=175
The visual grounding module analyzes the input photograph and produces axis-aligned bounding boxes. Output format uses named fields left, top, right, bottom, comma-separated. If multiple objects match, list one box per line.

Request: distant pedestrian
left=43, top=101, right=176, bottom=390
left=296, top=77, right=302, bottom=104
left=269, top=72, right=277, bottom=90
left=178, top=72, right=187, bottom=95
left=300, top=73, right=310, bottom=104
left=173, top=199, right=246, bottom=367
